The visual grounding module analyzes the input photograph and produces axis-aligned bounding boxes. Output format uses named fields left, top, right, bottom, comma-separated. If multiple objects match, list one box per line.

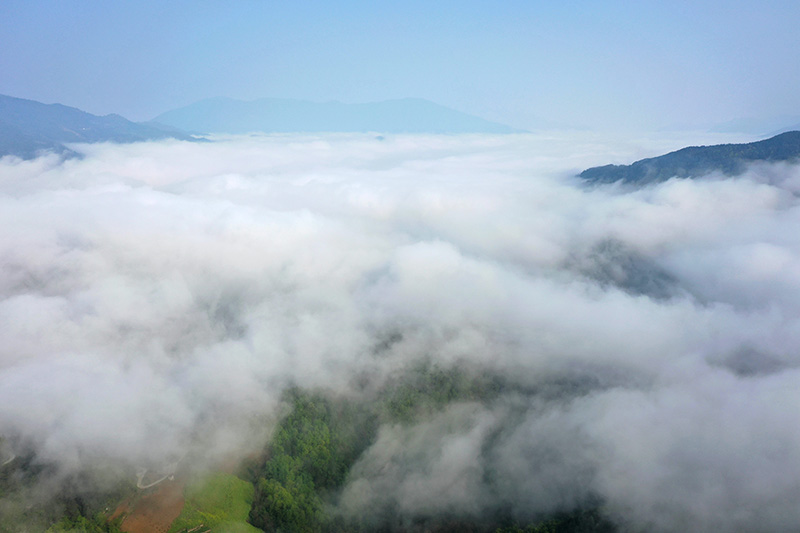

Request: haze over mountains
left=0, top=94, right=196, bottom=159
left=152, top=96, right=523, bottom=135
left=5, top=91, right=800, bottom=193
left=709, top=116, right=800, bottom=137
left=0, top=94, right=524, bottom=160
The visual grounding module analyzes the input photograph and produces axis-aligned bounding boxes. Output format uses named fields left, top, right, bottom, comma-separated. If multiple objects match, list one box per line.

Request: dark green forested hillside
left=242, top=364, right=616, bottom=533
left=579, top=130, right=800, bottom=184
left=5, top=364, right=618, bottom=533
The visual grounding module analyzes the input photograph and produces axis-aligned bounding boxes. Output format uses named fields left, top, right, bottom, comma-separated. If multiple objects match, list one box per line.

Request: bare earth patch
left=116, top=478, right=186, bottom=533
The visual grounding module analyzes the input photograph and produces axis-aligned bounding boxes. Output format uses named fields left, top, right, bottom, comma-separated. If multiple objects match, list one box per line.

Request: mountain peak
left=152, top=97, right=523, bottom=135
left=579, top=130, right=800, bottom=185
left=0, top=94, right=197, bottom=159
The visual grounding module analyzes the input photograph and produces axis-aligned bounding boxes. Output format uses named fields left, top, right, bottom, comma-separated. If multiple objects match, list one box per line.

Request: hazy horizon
left=2, top=1, right=800, bottom=133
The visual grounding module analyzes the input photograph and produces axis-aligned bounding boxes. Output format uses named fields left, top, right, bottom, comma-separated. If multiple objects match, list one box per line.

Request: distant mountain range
left=660, top=115, right=800, bottom=136
left=709, top=116, right=800, bottom=136
left=0, top=94, right=197, bottom=159
left=0, top=95, right=523, bottom=159
left=579, top=131, right=800, bottom=185
left=151, top=97, right=523, bottom=135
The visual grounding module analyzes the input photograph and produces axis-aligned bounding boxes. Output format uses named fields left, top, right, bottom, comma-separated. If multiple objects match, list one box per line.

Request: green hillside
left=580, top=130, right=800, bottom=184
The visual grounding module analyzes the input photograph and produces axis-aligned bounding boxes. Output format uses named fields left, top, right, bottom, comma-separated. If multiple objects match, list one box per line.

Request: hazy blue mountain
left=0, top=94, right=196, bottom=159
left=768, top=122, right=800, bottom=137
left=580, top=130, right=800, bottom=185
left=152, top=97, right=523, bottom=134
left=710, top=115, right=800, bottom=136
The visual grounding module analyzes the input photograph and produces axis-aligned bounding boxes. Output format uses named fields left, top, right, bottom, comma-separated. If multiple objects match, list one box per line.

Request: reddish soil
left=115, top=478, right=186, bottom=533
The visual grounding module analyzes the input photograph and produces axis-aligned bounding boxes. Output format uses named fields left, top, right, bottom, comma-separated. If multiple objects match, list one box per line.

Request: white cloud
left=1, top=133, right=799, bottom=531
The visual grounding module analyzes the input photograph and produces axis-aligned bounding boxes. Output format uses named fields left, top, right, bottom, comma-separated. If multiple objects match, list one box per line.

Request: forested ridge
left=579, top=130, right=800, bottom=184
left=241, top=363, right=616, bottom=532
left=2, top=364, right=618, bottom=533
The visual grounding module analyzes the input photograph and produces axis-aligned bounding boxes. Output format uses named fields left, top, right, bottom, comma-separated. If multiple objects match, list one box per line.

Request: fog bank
left=1, top=133, right=799, bottom=532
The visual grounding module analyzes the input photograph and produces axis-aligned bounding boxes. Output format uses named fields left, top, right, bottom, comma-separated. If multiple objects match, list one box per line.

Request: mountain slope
left=0, top=94, right=196, bottom=159
left=580, top=130, right=800, bottom=185
left=153, top=97, right=522, bottom=134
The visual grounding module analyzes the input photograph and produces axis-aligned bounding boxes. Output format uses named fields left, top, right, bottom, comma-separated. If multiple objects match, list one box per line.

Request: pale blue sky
left=2, top=0, right=799, bottom=131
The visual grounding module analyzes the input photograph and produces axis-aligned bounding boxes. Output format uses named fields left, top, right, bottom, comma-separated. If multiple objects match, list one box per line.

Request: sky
left=2, top=0, right=800, bottom=132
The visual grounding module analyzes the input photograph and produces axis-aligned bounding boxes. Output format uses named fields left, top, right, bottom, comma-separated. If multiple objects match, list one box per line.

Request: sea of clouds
left=1, top=132, right=799, bottom=532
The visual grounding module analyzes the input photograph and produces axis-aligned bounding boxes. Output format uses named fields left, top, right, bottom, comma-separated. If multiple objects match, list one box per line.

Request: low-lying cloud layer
left=1, top=133, right=800, bottom=532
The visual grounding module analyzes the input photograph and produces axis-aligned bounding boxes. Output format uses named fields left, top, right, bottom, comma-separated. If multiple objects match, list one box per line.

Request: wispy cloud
left=1, top=133, right=799, bottom=531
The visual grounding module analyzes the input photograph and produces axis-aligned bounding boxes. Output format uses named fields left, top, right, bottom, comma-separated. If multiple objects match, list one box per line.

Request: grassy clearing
left=168, top=472, right=261, bottom=533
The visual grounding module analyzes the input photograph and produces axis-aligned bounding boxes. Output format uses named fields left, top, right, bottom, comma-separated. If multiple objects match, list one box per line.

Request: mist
left=1, top=133, right=800, bottom=532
